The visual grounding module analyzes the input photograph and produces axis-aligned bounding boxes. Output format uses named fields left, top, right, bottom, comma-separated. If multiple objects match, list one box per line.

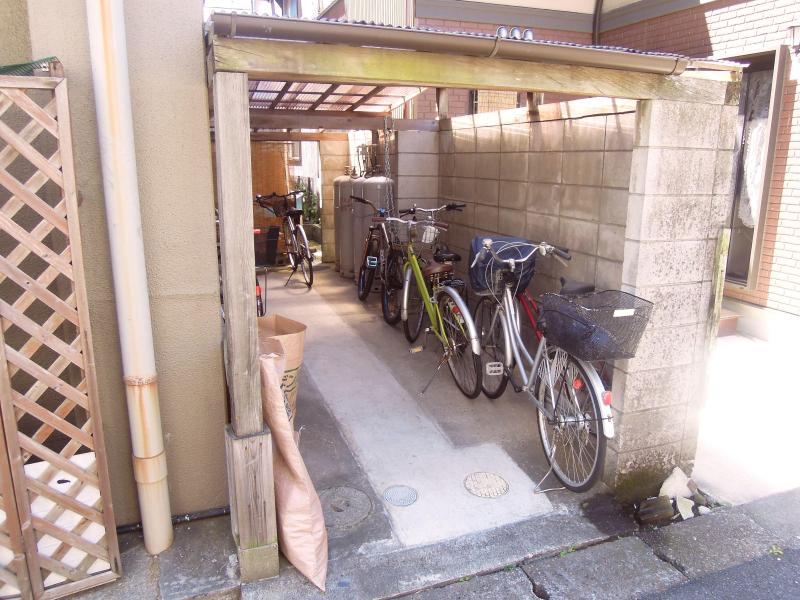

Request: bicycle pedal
left=410, top=345, right=424, bottom=354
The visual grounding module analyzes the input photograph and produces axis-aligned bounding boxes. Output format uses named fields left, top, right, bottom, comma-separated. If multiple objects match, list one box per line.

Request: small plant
left=768, top=544, right=784, bottom=557
left=295, top=177, right=321, bottom=225
left=457, top=575, right=472, bottom=583
left=559, top=546, right=577, bottom=557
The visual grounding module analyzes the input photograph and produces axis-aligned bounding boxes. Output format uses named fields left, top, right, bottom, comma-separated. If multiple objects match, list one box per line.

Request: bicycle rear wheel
left=283, top=220, right=298, bottom=269
left=403, top=267, right=426, bottom=343
left=438, top=292, right=482, bottom=399
left=295, top=223, right=313, bottom=263
left=534, top=348, right=606, bottom=492
left=299, top=255, right=313, bottom=288
left=357, top=237, right=378, bottom=301
left=475, top=296, right=510, bottom=399
left=382, top=250, right=403, bottom=325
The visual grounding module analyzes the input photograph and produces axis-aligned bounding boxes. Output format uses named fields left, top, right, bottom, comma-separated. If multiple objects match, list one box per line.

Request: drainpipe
left=85, top=0, right=173, bottom=554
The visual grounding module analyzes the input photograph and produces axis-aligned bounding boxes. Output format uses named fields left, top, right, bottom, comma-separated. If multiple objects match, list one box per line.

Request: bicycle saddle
left=434, top=248, right=461, bottom=263
left=423, top=261, right=454, bottom=277
left=559, top=277, right=595, bottom=296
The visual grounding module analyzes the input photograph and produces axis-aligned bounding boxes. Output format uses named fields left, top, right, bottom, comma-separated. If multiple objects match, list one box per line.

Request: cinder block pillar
left=319, top=140, right=350, bottom=262
left=606, top=93, right=738, bottom=500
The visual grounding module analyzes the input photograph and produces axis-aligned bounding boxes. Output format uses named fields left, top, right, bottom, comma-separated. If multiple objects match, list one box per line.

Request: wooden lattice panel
left=0, top=75, right=120, bottom=599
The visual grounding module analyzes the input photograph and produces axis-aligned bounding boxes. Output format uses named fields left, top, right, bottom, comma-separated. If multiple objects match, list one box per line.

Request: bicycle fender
left=440, top=286, right=481, bottom=356
left=401, top=266, right=413, bottom=322
left=575, top=358, right=615, bottom=439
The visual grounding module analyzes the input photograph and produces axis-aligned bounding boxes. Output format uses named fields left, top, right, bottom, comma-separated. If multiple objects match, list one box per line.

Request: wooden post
left=436, top=88, right=449, bottom=119
left=213, top=71, right=278, bottom=582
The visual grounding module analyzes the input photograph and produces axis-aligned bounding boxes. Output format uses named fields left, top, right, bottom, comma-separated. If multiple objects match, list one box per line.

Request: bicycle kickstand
left=284, top=265, right=296, bottom=287
left=533, top=446, right=566, bottom=494
left=420, top=352, right=448, bottom=395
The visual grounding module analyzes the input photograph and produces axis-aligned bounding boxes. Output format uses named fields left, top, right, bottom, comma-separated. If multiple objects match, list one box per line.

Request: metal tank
left=339, top=174, right=361, bottom=279
left=352, top=175, right=393, bottom=283
left=333, top=168, right=352, bottom=273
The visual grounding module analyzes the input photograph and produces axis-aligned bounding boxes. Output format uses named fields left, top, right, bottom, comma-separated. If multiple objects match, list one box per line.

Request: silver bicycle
left=471, top=238, right=617, bottom=492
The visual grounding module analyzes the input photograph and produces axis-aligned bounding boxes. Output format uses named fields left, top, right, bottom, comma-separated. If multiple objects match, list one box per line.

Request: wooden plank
left=0, top=76, right=61, bottom=89
left=4, top=347, right=88, bottom=409
left=0, top=301, right=82, bottom=367
left=248, top=131, right=349, bottom=142
left=0, top=119, right=63, bottom=187
left=13, top=393, right=94, bottom=450
left=213, top=36, right=731, bottom=104
left=250, top=110, right=438, bottom=131
left=308, top=83, right=336, bottom=110
left=348, top=86, right=383, bottom=111
left=269, top=81, right=293, bottom=109
left=31, top=517, right=109, bottom=562
left=225, top=425, right=279, bottom=581
left=16, top=435, right=99, bottom=487
left=24, top=477, right=104, bottom=525
left=39, top=570, right=117, bottom=600
left=0, top=259, right=78, bottom=326
left=213, top=71, right=262, bottom=436
left=0, top=167, right=69, bottom=235
left=0, top=210, right=73, bottom=278
left=436, top=88, right=448, bottom=119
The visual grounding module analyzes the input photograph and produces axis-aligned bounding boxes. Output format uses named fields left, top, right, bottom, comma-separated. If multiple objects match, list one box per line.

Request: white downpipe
left=85, top=0, right=173, bottom=554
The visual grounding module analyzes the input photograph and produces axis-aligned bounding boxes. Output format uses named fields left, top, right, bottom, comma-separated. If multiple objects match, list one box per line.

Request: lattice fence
left=0, top=71, right=120, bottom=599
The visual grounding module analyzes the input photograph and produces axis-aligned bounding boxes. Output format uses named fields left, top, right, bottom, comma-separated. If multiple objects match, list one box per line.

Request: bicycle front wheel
left=438, top=292, right=482, bottom=399
left=295, top=223, right=313, bottom=262
left=475, top=296, right=511, bottom=399
left=357, top=237, right=378, bottom=301
left=283, top=220, right=298, bottom=269
left=534, top=348, right=606, bottom=492
left=403, top=267, right=426, bottom=343
left=299, top=255, right=313, bottom=288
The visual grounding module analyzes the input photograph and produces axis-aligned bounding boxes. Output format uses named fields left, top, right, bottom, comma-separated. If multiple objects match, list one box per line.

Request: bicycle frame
left=402, top=244, right=481, bottom=356
left=489, top=284, right=614, bottom=438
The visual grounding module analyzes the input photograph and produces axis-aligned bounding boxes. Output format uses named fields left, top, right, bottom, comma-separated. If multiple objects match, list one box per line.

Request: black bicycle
left=255, top=191, right=313, bottom=288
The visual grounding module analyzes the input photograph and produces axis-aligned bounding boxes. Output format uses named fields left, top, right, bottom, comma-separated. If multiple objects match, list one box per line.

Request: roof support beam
left=212, top=36, right=732, bottom=104
left=249, top=109, right=437, bottom=131
left=249, top=131, right=349, bottom=142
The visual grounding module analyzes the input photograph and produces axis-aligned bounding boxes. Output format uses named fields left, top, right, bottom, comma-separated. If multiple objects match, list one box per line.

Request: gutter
left=209, top=13, right=696, bottom=75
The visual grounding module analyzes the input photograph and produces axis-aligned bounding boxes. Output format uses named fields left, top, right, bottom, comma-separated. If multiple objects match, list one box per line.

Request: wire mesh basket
left=539, top=291, right=653, bottom=361
left=392, top=221, right=440, bottom=252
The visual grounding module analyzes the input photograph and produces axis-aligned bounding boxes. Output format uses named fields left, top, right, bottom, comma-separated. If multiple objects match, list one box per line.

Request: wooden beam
left=249, top=131, right=349, bottom=142
left=250, top=109, right=438, bottom=131
left=348, top=86, right=383, bottom=111
left=213, top=71, right=262, bottom=436
left=309, top=83, right=336, bottom=110
left=270, top=81, right=293, bottom=109
left=213, top=36, right=730, bottom=104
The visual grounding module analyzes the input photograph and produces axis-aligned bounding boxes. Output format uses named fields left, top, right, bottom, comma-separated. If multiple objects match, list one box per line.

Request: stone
left=522, top=537, right=684, bottom=600
left=398, top=131, right=438, bottom=154
left=636, top=100, right=721, bottom=149
left=604, top=112, right=636, bottom=151
left=501, top=122, right=531, bottom=153
left=409, top=569, right=536, bottom=599
left=597, top=224, right=624, bottom=262
left=636, top=496, right=677, bottom=526
left=399, top=153, right=438, bottom=177
left=600, top=188, right=629, bottom=226
left=438, top=129, right=455, bottom=154
left=530, top=119, right=564, bottom=152
left=608, top=442, right=682, bottom=501
left=474, top=179, right=499, bottom=206
left=629, top=148, right=716, bottom=196
left=562, top=151, right=603, bottom=186
left=618, top=323, right=697, bottom=372
left=452, top=127, right=476, bottom=153
left=611, top=404, right=687, bottom=454
left=626, top=194, right=713, bottom=242
left=595, top=258, right=622, bottom=290
left=475, top=204, right=499, bottom=232
left=560, top=185, right=600, bottom=221
left=454, top=153, right=476, bottom=178
left=622, top=240, right=708, bottom=287
left=498, top=208, right=526, bottom=237
left=563, top=115, right=606, bottom=151
left=499, top=180, right=528, bottom=210
left=474, top=152, right=500, bottom=180
left=739, top=488, right=800, bottom=550
left=527, top=183, right=561, bottom=215
left=398, top=176, right=438, bottom=199
left=526, top=213, right=559, bottom=245
left=639, top=508, right=779, bottom=579
left=557, top=218, right=598, bottom=255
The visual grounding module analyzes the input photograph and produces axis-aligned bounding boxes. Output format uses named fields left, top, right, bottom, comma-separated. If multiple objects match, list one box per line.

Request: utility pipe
left=208, top=13, right=693, bottom=75
left=85, top=0, right=173, bottom=554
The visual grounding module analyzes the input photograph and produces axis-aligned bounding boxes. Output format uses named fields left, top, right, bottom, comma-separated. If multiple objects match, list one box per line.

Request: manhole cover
left=464, top=472, right=509, bottom=498
left=383, top=485, right=418, bottom=507
left=319, top=487, right=372, bottom=532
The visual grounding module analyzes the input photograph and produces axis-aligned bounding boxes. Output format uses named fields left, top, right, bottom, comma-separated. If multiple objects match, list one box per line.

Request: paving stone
left=738, top=488, right=800, bottom=550
left=405, top=569, right=536, bottom=599
left=522, top=537, right=685, bottom=600
left=72, top=532, right=158, bottom=600
left=639, top=509, right=780, bottom=579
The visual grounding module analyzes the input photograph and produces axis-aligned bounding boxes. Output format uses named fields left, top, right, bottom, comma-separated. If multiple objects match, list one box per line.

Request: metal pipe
left=592, top=0, right=604, bottom=45
left=208, top=13, right=698, bottom=75
left=85, top=0, right=173, bottom=555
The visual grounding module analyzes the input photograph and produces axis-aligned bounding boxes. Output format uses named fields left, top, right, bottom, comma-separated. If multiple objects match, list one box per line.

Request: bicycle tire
left=295, top=223, right=313, bottom=263
left=357, top=238, right=378, bottom=301
left=534, top=348, right=606, bottom=492
left=300, top=255, right=313, bottom=288
left=438, top=292, right=482, bottom=399
left=381, top=250, right=403, bottom=325
left=475, top=296, right=510, bottom=399
left=403, top=266, right=426, bottom=343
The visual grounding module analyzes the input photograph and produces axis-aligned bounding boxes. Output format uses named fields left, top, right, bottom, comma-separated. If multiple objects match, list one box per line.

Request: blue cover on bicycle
left=469, top=235, right=537, bottom=293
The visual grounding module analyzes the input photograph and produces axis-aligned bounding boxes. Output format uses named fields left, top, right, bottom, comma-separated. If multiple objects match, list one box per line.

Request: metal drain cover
left=464, top=472, right=509, bottom=498
left=319, top=486, right=372, bottom=533
left=383, top=485, right=418, bottom=507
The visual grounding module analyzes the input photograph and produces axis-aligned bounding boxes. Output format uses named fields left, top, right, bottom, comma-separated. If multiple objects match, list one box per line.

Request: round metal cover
left=464, top=472, right=509, bottom=498
left=383, top=485, right=418, bottom=507
left=319, top=486, right=372, bottom=533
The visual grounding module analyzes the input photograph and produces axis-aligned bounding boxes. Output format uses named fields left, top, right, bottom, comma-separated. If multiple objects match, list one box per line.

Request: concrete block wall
left=377, top=130, right=440, bottom=212
left=438, top=100, right=635, bottom=296
left=607, top=97, right=738, bottom=500
left=320, top=139, right=350, bottom=262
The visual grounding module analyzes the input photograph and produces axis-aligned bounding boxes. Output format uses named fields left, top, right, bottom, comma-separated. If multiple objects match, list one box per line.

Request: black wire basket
left=539, top=291, right=653, bottom=361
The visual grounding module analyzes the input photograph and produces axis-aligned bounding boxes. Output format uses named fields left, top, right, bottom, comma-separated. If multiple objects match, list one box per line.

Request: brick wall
left=409, top=18, right=592, bottom=119
left=601, top=0, right=800, bottom=315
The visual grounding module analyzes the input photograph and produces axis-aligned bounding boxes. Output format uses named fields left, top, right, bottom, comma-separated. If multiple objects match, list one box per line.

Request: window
left=288, top=141, right=302, bottom=165
left=725, top=46, right=788, bottom=289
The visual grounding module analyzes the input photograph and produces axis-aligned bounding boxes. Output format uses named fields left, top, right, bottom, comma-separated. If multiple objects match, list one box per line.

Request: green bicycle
left=375, top=206, right=482, bottom=398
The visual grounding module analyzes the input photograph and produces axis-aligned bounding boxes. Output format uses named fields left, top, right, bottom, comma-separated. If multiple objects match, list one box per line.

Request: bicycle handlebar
left=400, top=202, right=465, bottom=217
left=470, top=238, right=571, bottom=269
left=372, top=216, right=449, bottom=231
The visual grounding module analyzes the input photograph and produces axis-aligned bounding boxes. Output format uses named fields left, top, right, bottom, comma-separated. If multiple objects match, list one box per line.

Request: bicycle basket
left=469, top=236, right=536, bottom=294
left=539, top=291, right=653, bottom=361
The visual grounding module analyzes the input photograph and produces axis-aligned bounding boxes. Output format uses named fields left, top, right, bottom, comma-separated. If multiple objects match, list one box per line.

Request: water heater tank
left=353, top=176, right=393, bottom=278
left=340, top=175, right=362, bottom=279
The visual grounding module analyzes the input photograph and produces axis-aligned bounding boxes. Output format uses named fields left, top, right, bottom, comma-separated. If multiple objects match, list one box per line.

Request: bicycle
left=376, top=210, right=482, bottom=399
left=350, top=195, right=406, bottom=325
left=470, top=237, right=652, bottom=491
left=254, top=191, right=313, bottom=288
